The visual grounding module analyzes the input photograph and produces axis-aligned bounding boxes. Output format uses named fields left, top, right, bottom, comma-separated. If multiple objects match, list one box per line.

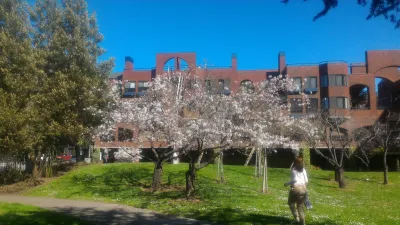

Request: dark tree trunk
left=185, top=162, right=196, bottom=199
left=30, top=150, right=40, bottom=178
left=383, top=151, right=389, bottom=185
left=152, top=160, right=164, bottom=191
left=336, top=167, right=346, bottom=188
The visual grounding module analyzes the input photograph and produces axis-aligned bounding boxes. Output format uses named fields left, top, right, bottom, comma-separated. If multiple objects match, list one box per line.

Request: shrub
left=91, top=148, right=101, bottom=163
left=0, top=167, right=30, bottom=185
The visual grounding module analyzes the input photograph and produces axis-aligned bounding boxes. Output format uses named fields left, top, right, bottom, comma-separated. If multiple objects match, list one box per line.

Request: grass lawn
left=25, top=163, right=400, bottom=225
left=0, top=202, right=91, bottom=225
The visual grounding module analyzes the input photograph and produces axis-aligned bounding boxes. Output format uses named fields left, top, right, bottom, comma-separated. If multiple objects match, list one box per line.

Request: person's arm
left=284, top=170, right=297, bottom=187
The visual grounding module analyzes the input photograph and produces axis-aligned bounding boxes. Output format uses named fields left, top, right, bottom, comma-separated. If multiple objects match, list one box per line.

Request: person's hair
left=293, top=157, right=304, bottom=172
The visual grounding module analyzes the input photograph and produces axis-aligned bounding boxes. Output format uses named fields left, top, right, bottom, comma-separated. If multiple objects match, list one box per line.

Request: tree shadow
left=0, top=210, right=91, bottom=225
left=190, top=207, right=340, bottom=225
left=48, top=206, right=217, bottom=225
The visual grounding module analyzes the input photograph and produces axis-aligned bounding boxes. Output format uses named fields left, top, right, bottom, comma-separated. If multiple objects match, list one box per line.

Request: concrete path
left=0, top=195, right=218, bottom=225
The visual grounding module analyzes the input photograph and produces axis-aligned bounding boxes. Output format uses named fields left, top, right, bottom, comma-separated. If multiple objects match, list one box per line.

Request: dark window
left=124, top=81, right=136, bottom=97
left=290, top=98, right=303, bottom=113
left=138, top=81, right=149, bottom=92
left=118, top=128, right=133, bottom=142
left=307, top=98, right=318, bottom=113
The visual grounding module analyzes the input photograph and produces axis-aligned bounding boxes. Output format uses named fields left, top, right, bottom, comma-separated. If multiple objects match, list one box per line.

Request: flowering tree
left=355, top=111, right=400, bottom=184
left=98, top=71, right=191, bottom=191
left=114, top=147, right=142, bottom=163
left=291, top=110, right=354, bottom=188
left=179, top=75, right=308, bottom=197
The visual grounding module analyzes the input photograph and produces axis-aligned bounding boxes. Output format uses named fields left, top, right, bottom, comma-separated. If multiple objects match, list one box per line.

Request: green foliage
left=300, top=145, right=311, bottom=170
left=372, top=147, right=384, bottom=156
left=0, top=168, right=30, bottom=186
left=90, top=148, right=101, bottom=163
left=27, top=163, right=400, bottom=225
left=0, top=202, right=91, bottom=225
left=0, top=0, right=114, bottom=170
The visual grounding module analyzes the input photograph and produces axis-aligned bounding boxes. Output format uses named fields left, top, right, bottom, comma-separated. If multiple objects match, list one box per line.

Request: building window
left=118, top=128, right=133, bottom=142
left=321, top=76, right=328, bottom=87
left=307, top=98, right=318, bottom=113
left=329, top=74, right=347, bottom=86
left=336, top=97, right=348, bottom=109
left=328, top=97, right=349, bottom=109
left=123, top=81, right=136, bottom=97
left=218, top=79, right=225, bottom=90
left=138, top=81, right=149, bottom=93
left=289, top=77, right=302, bottom=94
left=294, top=77, right=302, bottom=92
left=309, top=77, right=317, bottom=88
left=290, top=98, right=303, bottom=113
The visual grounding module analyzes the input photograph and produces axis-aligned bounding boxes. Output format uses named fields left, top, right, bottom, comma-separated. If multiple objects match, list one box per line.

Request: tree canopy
left=282, top=0, right=400, bottom=28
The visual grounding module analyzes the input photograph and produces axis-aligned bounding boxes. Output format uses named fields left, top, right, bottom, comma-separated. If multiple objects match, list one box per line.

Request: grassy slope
left=0, top=202, right=91, bottom=225
left=25, top=163, right=400, bottom=225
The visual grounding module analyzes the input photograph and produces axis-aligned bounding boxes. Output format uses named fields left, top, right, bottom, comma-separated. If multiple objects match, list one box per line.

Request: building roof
left=110, top=72, right=123, bottom=79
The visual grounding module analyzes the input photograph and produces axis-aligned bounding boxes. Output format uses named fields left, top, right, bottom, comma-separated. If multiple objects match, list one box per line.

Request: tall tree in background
left=1, top=0, right=115, bottom=177
left=30, top=0, right=115, bottom=162
left=0, top=0, right=46, bottom=175
left=283, top=0, right=400, bottom=28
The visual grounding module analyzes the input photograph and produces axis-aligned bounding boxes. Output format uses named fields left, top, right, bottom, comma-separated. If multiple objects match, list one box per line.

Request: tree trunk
left=218, top=152, right=225, bottom=183
left=185, top=162, right=196, bottom=199
left=244, top=147, right=255, bottom=166
left=30, top=151, right=40, bottom=178
left=197, top=152, right=204, bottom=164
left=383, top=152, right=389, bottom=185
left=151, top=161, right=163, bottom=191
left=262, top=151, right=268, bottom=194
left=336, top=167, right=346, bottom=188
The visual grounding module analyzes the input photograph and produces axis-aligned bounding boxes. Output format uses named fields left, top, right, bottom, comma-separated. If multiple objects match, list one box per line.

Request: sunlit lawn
left=25, top=163, right=400, bottom=225
left=0, top=202, right=91, bottom=225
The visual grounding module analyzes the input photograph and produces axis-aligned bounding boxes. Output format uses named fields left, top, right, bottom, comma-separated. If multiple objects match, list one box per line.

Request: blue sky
left=36, top=0, right=400, bottom=72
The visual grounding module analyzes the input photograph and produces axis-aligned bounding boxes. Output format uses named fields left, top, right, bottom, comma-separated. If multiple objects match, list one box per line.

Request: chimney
left=125, top=56, right=134, bottom=71
left=232, top=53, right=237, bottom=71
left=278, top=51, right=286, bottom=74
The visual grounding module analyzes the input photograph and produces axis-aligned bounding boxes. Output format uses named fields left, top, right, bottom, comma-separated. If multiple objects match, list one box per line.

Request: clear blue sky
left=38, top=0, right=400, bottom=72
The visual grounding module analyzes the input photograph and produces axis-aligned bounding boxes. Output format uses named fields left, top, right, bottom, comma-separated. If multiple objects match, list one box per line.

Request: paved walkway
left=0, top=195, right=217, bottom=225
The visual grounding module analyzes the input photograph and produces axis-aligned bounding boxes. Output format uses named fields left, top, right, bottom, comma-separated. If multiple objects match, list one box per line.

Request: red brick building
left=97, top=50, right=400, bottom=153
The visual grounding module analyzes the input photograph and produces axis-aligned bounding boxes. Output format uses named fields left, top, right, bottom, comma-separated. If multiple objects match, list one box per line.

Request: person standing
left=284, top=157, right=308, bottom=225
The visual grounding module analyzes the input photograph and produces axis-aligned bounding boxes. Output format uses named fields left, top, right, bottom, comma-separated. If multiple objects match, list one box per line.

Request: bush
left=0, top=167, right=30, bottom=185
left=91, top=148, right=101, bottom=163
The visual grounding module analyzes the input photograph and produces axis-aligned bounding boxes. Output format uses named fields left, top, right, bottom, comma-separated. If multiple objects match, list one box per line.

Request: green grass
left=0, top=202, right=91, bottom=225
left=25, top=163, right=400, bottom=225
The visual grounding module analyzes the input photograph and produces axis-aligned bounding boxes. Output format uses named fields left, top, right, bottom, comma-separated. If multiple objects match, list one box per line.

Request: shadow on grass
left=189, top=207, right=340, bottom=225
left=47, top=206, right=216, bottom=225
left=0, top=210, right=91, bottom=225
